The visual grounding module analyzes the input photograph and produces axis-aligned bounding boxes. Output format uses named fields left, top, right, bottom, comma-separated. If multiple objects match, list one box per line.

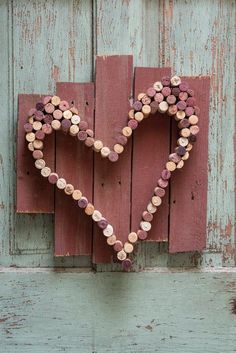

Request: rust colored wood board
left=169, top=76, right=210, bottom=253
left=17, top=94, right=55, bottom=213
left=93, top=55, right=133, bottom=263
left=55, top=83, right=94, bottom=256
left=132, top=67, right=171, bottom=241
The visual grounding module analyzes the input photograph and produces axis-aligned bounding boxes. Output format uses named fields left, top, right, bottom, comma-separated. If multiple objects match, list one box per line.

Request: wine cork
left=128, top=232, right=138, bottom=243
left=166, top=161, right=176, bottom=172
left=35, top=159, right=46, bottom=169
left=150, top=101, right=159, bottom=114
left=172, top=87, right=180, bottom=97
left=51, top=96, right=61, bottom=106
left=128, top=119, right=138, bottom=130
left=166, top=94, right=176, bottom=105
left=33, top=140, right=43, bottom=150
left=134, top=111, right=144, bottom=122
left=103, top=224, right=114, bottom=237
left=42, top=123, right=53, bottom=134
left=171, top=75, right=181, bottom=86
left=175, top=146, right=186, bottom=156
left=147, top=202, right=157, bottom=214
left=189, top=115, right=199, bottom=125
left=28, top=142, right=34, bottom=151
left=51, top=120, right=61, bottom=130
left=34, top=110, right=44, bottom=121
left=152, top=195, right=162, bottom=207
left=186, top=97, right=196, bottom=107
left=24, top=123, right=33, bottom=133
left=157, top=178, right=168, bottom=188
left=32, top=121, right=42, bottom=131
left=117, top=135, right=128, bottom=146
left=133, top=100, right=142, bottom=112
left=141, top=95, right=151, bottom=105
left=189, top=134, right=197, bottom=143
left=57, top=178, right=67, bottom=189
left=29, top=116, right=35, bottom=124
left=122, top=258, right=132, bottom=271
left=78, top=197, right=88, bottom=208
left=137, top=93, right=146, bottom=101
left=180, top=128, right=191, bottom=138
left=107, top=235, right=117, bottom=246
left=182, top=151, right=190, bottom=161
left=63, top=110, right=72, bottom=120
left=140, top=221, right=152, bottom=232
left=84, top=137, right=94, bottom=147
left=64, top=184, right=74, bottom=195
left=146, top=87, right=156, bottom=97
left=158, top=101, right=168, bottom=113
left=45, top=103, right=55, bottom=114
left=137, top=229, right=147, bottom=240
left=175, top=110, right=186, bottom=121
left=78, top=131, right=88, bottom=141
left=86, top=129, right=94, bottom=137
left=177, top=101, right=187, bottom=111
left=179, top=92, right=188, bottom=101
left=154, top=92, right=164, bottom=103
left=28, top=108, right=37, bottom=117
left=128, top=109, right=135, bottom=119
left=177, top=160, right=184, bottom=169
left=167, top=105, right=178, bottom=116
left=161, top=76, right=171, bottom=86
left=70, top=106, right=79, bottom=115
left=71, top=114, right=81, bottom=125
left=185, top=106, right=195, bottom=117
left=36, top=102, right=44, bottom=111
left=161, top=86, right=171, bottom=97
left=32, top=150, right=43, bottom=160
left=48, top=173, right=58, bottom=184
left=178, top=118, right=190, bottom=129
left=169, top=152, right=181, bottom=163
left=43, top=96, right=52, bottom=105
left=113, top=240, right=123, bottom=252
left=59, top=100, right=70, bottom=111
left=85, top=203, right=95, bottom=216
left=186, top=143, right=193, bottom=152
left=124, top=242, right=134, bottom=254
left=153, top=81, right=163, bottom=92
left=108, top=151, right=119, bottom=162
left=114, top=144, right=124, bottom=154
left=44, top=114, right=53, bottom=124
left=117, top=250, right=127, bottom=261
left=100, top=146, right=110, bottom=158
left=69, top=124, right=79, bottom=136
left=142, top=211, right=153, bottom=222
left=93, top=140, right=103, bottom=152
left=35, top=130, right=45, bottom=140
left=41, top=166, right=51, bottom=177
left=53, top=109, right=63, bottom=120
left=122, top=126, right=132, bottom=137
left=26, top=132, right=35, bottom=142
left=92, top=210, right=102, bottom=222
left=72, top=189, right=82, bottom=200
left=190, top=125, right=200, bottom=135
left=154, top=187, right=165, bottom=197
left=161, top=169, right=171, bottom=180
left=142, top=104, right=151, bottom=116
left=97, top=218, right=109, bottom=229
left=194, top=106, right=200, bottom=115
left=179, top=81, right=189, bottom=92
left=177, top=137, right=189, bottom=147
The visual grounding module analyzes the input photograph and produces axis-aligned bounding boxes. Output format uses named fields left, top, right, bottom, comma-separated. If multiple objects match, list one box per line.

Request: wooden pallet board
left=16, top=94, right=55, bottom=213
left=54, top=83, right=94, bottom=256
left=169, top=76, right=210, bottom=253
left=132, top=67, right=171, bottom=242
left=92, top=55, right=133, bottom=263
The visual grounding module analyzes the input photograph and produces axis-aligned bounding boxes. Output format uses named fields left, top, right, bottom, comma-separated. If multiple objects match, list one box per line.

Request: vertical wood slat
left=55, top=83, right=94, bottom=256
left=16, top=94, right=55, bottom=213
left=132, top=67, right=171, bottom=241
left=169, top=76, right=210, bottom=253
left=93, top=55, right=133, bottom=264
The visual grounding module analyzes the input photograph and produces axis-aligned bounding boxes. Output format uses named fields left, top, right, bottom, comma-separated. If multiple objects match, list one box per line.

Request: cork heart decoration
left=24, top=75, right=200, bottom=271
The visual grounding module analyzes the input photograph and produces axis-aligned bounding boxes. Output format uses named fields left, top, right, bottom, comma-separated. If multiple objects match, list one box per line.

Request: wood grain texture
left=17, top=94, right=55, bottom=213
left=93, top=55, right=133, bottom=263
left=1, top=270, right=236, bottom=353
left=55, top=83, right=94, bottom=256
left=169, top=77, right=210, bottom=253
left=132, top=67, right=171, bottom=241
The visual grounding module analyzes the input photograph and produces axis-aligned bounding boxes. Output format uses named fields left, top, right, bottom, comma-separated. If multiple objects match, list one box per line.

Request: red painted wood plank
left=17, top=94, right=55, bottom=213
left=132, top=67, right=171, bottom=241
left=93, top=55, right=133, bottom=263
left=169, top=76, right=210, bottom=253
left=55, top=83, right=94, bottom=256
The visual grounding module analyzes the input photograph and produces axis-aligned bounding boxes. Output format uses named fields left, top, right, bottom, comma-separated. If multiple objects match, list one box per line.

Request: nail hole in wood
left=173, top=200, right=176, bottom=204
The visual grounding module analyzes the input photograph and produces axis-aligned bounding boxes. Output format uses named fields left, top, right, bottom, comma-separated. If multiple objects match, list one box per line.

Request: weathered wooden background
left=0, top=0, right=235, bottom=352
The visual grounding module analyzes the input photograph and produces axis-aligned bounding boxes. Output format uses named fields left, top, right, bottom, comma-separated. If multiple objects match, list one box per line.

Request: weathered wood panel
left=93, top=55, right=133, bottom=263
left=55, top=83, right=94, bottom=256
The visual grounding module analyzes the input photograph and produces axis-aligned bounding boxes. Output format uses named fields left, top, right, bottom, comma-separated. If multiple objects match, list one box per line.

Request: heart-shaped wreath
left=24, top=75, right=200, bottom=271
